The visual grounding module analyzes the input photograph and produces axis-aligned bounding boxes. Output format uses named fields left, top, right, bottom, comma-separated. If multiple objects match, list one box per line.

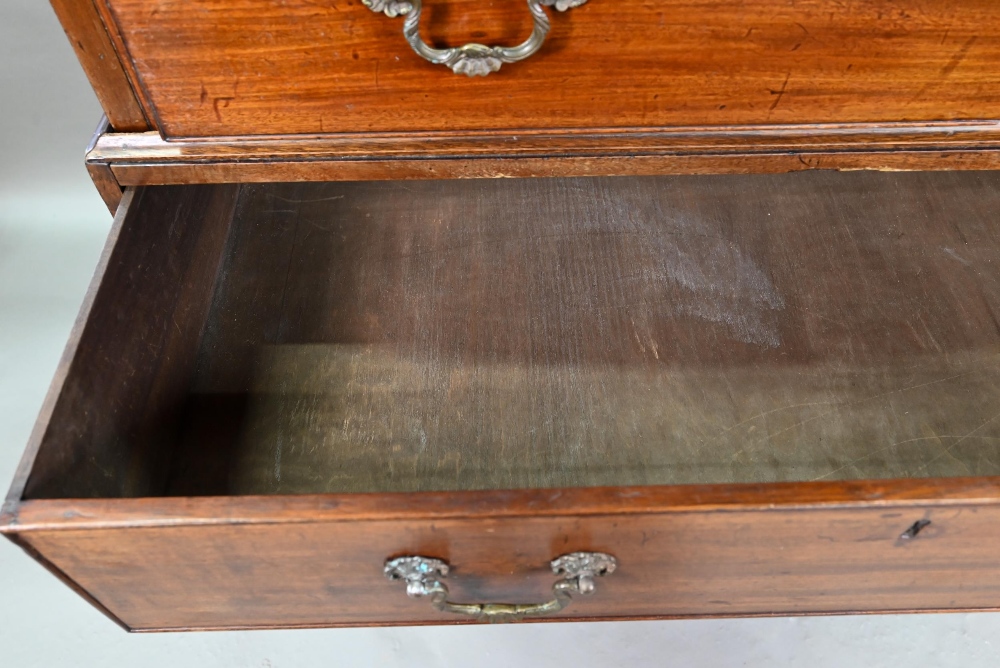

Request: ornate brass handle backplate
left=384, top=551, right=617, bottom=623
left=362, top=0, right=589, bottom=76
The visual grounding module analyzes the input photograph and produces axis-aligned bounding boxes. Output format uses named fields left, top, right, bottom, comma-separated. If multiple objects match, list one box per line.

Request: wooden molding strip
left=85, top=117, right=124, bottom=214
left=88, top=121, right=1000, bottom=184
left=7, top=477, right=1000, bottom=532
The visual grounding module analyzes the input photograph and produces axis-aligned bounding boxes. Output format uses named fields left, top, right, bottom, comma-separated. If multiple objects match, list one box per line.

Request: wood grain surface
left=8, top=172, right=1000, bottom=628
left=48, top=0, right=148, bottom=131
left=1, top=190, right=135, bottom=519
left=163, top=172, right=1000, bottom=495
left=16, top=171, right=1000, bottom=501
left=85, top=162, right=122, bottom=214
left=19, top=185, right=239, bottom=500
left=99, top=0, right=1000, bottom=138
left=15, top=496, right=1000, bottom=629
left=85, top=117, right=123, bottom=214
left=8, top=480, right=1000, bottom=628
left=86, top=123, right=1000, bottom=185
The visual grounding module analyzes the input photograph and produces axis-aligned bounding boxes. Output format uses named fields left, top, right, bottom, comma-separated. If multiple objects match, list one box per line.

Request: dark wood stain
left=176, top=172, right=1000, bottom=494
left=19, top=185, right=239, bottom=500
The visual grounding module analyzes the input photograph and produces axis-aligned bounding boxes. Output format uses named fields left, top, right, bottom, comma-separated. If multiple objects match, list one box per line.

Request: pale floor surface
left=2, top=2, right=1000, bottom=666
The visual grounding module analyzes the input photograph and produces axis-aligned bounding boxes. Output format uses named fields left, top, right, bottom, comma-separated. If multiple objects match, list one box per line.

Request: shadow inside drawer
left=23, top=171, right=1000, bottom=498
left=176, top=172, right=1000, bottom=495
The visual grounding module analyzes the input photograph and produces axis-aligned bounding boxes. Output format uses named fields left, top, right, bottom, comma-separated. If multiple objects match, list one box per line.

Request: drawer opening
left=19, top=172, right=1000, bottom=499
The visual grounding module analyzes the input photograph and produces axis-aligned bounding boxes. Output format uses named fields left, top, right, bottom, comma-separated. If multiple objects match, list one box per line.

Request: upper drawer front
left=102, top=0, right=999, bottom=139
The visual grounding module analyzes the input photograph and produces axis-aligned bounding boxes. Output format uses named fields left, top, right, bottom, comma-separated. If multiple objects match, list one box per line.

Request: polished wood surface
left=28, top=0, right=1000, bottom=632
left=11, top=478, right=1000, bottom=530
left=15, top=493, right=1000, bottom=629
left=85, top=117, right=123, bottom=213
left=87, top=123, right=1000, bottom=185
left=10, top=478, right=1000, bottom=629
left=100, top=0, right=1000, bottom=139
left=8, top=173, right=1000, bottom=629
left=86, top=162, right=122, bottom=214
left=48, top=0, right=148, bottom=131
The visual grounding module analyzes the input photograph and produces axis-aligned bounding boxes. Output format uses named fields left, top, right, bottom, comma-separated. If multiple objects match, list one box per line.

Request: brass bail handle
left=362, top=0, right=589, bottom=76
left=384, top=551, right=617, bottom=623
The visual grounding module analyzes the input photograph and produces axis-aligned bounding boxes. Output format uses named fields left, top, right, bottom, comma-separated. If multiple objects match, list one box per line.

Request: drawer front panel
left=100, top=0, right=1000, bottom=139
left=22, top=502, right=1000, bottom=630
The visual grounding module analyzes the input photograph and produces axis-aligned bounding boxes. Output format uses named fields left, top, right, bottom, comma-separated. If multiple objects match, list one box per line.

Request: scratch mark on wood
left=767, top=72, right=791, bottom=119
left=813, top=434, right=1000, bottom=481
left=899, top=519, right=931, bottom=540
left=266, top=194, right=345, bottom=204
left=942, top=247, right=972, bottom=266
left=941, top=36, right=977, bottom=76
left=730, top=370, right=978, bottom=468
left=908, top=408, right=1000, bottom=475
left=212, top=96, right=234, bottom=122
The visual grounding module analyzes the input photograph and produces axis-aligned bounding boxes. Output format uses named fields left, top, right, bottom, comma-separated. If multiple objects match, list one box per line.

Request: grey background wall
left=2, top=3, right=999, bottom=666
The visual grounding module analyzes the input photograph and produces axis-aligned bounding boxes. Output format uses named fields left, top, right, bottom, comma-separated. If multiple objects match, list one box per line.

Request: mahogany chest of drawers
left=4, top=0, right=1000, bottom=630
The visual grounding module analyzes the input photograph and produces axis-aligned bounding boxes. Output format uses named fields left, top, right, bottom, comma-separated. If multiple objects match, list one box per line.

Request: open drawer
left=4, top=171, right=1000, bottom=631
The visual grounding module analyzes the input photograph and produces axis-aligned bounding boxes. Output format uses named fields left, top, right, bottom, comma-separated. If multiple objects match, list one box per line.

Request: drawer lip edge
left=123, top=605, right=1000, bottom=633
left=90, top=120, right=1000, bottom=163
left=87, top=120, right=1000, bottom=184
left=5, top=477, right=1000, bottom=532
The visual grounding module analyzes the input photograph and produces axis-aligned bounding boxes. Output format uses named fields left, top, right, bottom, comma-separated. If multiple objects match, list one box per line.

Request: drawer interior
left=21, top=172, right=1000, bottom=499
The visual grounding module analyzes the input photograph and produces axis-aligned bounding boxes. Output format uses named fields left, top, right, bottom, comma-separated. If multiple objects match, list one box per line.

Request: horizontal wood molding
left=88, top=122, right=1000, bottom=184
left=7, top=478, right=1000, bottom=532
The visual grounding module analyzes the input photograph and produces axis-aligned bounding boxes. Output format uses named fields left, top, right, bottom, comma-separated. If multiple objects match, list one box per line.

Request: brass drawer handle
left=384, top=551, right=617, bottom=622
left=362, top=0, right=589, bottom=76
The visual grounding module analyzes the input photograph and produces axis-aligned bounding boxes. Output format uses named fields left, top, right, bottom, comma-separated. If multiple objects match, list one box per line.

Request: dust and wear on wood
left=89, top=123, right=1000, bottom=187
left=18, top=185, right=240, bottom=500
left=23, top=0, right=1000, bottom=632
left=17, top=171, right=1000, bottom=500
left=86, top=117, right=124, bottom=214
left=89, top=170, right=1000, bottom=497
